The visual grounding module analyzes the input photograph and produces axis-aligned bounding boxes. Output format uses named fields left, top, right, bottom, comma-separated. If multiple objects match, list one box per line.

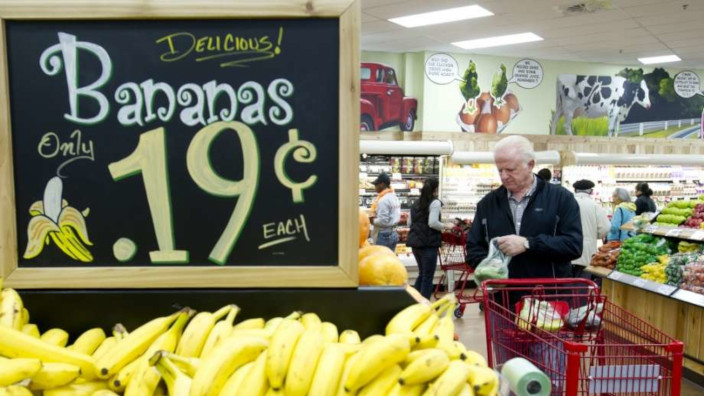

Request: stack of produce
left=665, top=253, right=700, bottom=286
left=358, top=245, right=408, bottom=286
left=0, top=282, right=502, bottom=396
left=590, top=241, right=621, bottom=269
left=654, top=202, right=693, bottom=227
left=682, top=203, right=704, bottom=228
left=678, top=241, right=702, bottom=253
left=682, top=261, right=704, bottom=296
left=617, top=234, right=670, bottom=276
left=640, top=256, right=669, bottom=284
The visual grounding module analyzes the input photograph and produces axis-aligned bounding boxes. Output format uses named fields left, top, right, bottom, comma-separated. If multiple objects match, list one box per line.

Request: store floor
left=454, top=300, right=704, bottom=396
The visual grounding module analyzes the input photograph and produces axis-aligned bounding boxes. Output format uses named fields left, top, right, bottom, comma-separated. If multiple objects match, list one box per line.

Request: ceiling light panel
left=388, top=5, right=493, bottom=28
left=638, top=55, right=682, bottom=64
left=452, top=32, right=543, bottom=50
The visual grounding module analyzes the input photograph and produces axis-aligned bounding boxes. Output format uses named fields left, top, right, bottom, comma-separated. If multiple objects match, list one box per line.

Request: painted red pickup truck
left=360, top=63, right=418, bottom=132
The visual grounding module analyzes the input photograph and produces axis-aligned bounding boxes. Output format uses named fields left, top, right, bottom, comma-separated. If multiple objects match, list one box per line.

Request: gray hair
left=613, top=188, right=631, bottom=203
left=493, top=135, right=535, bottom=164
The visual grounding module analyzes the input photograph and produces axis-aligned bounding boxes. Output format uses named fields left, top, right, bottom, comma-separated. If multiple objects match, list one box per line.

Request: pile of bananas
left=0, top=282, right=499, bottom=396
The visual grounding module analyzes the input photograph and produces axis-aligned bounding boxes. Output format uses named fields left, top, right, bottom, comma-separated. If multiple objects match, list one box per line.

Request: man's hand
left=497, top=235, right=528, bottom=257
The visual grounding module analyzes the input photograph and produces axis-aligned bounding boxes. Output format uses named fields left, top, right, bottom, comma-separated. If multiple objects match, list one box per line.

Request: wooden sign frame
left=0, top=0, right=360, bottom=288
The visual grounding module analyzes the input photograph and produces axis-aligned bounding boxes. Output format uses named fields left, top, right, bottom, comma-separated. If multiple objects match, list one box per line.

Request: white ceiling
left=361, top=0, right=704, bottom=69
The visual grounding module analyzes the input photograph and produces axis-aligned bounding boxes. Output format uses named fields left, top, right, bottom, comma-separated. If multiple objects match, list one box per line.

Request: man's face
left=495, top=148, right=534, bottom=194
left=375, top=183, right=386, bottom=193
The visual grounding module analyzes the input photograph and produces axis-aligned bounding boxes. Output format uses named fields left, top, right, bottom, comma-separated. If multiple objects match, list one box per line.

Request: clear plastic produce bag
left=474, top=238, right=510, bottom=284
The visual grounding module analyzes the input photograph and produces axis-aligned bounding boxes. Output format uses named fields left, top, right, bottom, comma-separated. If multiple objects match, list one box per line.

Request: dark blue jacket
left=466, top=178, right=583, bottom=279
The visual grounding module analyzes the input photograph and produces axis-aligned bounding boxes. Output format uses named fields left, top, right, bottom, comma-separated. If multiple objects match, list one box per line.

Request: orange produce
left=358, top=245, right=396, bottom=263
left=359, top=210, right=371, bottom=248
left=359, top=253, right=408, bottom=286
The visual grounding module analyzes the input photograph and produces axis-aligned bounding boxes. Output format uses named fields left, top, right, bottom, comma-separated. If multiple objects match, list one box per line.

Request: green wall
left=362, top=50, right=704, bottom=135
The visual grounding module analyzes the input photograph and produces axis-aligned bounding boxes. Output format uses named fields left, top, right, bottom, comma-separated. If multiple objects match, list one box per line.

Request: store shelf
left=614, top=178, right=674, bottom=183
left=672, top=288, right=704, bottom=309
left=585, top=265, right=613, bottom=278
left=622, top=222, right=704, bottom=243
left=606, top=270, right=678, bottom=296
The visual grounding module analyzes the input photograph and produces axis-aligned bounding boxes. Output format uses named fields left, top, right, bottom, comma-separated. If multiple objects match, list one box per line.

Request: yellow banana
left=0, top=358, right=42, bottom=386
left=190, top=335, right=269, bottom=396
left=434, top=314, right=455, bottom=344
left=422, top=360, right=471, bottom=396
left=358, top=364, right=401, bottom=396
left=467, top=365, right=499, bottom=396
left=284, top=329, right=326, bottom=396
left=265, top=388, right=284, bottom=396
left=230, top=328, right=274, bottom=339
left=200, top=304, right=239, bottom=358
left=219, top=359, right=253, bottom=395
left=431, top=294, right=457, bottom=312
left=40, top=328, right=70, bottom=347
left=68, top=328, right=106, bottom=355
left=19, top=308, right=29, bottom=328
left=109, top=357, right=140, bottom=393
left=0, top=386, right=33, bottom=396
left=458, top=383, right=475, bottom=396
left=301, top=312, right=323, bottom=331
left=232, top=317, right=265, bottom=330
left=387, top=383, right=426, bottom=396
left=361, top=334, right=384, bottom=347
left=113, top=324, right=129, bottom=341
left=339, top=330, right=361, bottom=345
left=335, top=351, right=360, bottom=396
left=0, top=288, right=24, bottom=330
left=124, top=309, right=193, bottom=396
left=93, top=391, right=120, bottom=396
left=413, top=312, right=439, bottom=338
left=150, top=352, right=191, bottom=396
left=398, top=349, right=449, bottom=386
left=21, top=324, right=40, bottom=338
left=43, top=380, right=108, bottom=396
left=0, top=325, right=96, bottom=378
left=437, top=340, right=466, bottom=361
left=414, top=334, right=440, bottom=350
left=96, top=310, right=180, bottom=379
left=321, top=321, right=339, bottom=343
left=28, top=362, right=81, bottom=390
left=232, top=349, right=268, bottom=396
left=265, top=318, right=305, bottom=390
left=160, top=352, right=200, bottom=377
left=92, top=337, right=117, bottom=361
left=386, top=304, right=433, bottom=335
left=463, top=350, right=487, bottom=367
left=308, top=344, right=347, bottom=396
left=175, top=305, right=230, bottom=358
left=345, top=333, right=411, bottom=392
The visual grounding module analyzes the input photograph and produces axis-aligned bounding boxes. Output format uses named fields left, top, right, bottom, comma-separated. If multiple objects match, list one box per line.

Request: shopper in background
left=467, top=135, right=583, bottom=280
left=537, top=168, right=552, bottom=182
left=634, top=182, right=657, bottom=215
left=406, top=178, right=453, bottom=299
left=572, top=179, right=611, bottom=278
left=370, top=172, right=401, bottom=252
left=607, top=187, right=636, bottom=242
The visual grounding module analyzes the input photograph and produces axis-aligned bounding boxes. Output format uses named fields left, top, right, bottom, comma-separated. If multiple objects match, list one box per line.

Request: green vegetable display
left=655, top=214, right=686, bottom=225
left=616, top=234, right=670, bottom=276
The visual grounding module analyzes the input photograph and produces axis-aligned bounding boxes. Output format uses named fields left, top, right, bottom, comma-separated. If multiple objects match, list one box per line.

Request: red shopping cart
left=432, top=226, right=481, bottom=318
left=482, top=278, right=684, bottom=396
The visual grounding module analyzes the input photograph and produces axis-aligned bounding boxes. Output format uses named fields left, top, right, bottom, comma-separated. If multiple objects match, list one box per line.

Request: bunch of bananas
left=0, top=280, right=499, bottom=396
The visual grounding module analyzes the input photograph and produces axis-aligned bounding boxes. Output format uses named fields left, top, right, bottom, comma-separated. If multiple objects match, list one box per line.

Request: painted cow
left=551, top=75, right=651, bottom=136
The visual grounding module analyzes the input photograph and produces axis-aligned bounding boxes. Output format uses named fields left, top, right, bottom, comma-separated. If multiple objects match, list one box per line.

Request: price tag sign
left=608, top=271, right=624, bottom=281
left=666, top=228, right=683, bottom=237
left=632, top=279, right=647, bottom=288
left=673, top=289, right=704, bottom=308
left=644, top=225, right=658, bottom=233
left=392, top=173, right=402, bottom=180
left=656, top=284, right=677, bottom=296
left=0, top=10, right=360, bottom=288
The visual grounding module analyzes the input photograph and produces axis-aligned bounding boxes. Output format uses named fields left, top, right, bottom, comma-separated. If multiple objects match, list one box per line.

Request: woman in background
left=607, top=187, right=637, bottom=242
left=635, top=182, right=657, bottom=215
left=406, top=178, right=452, bottom=299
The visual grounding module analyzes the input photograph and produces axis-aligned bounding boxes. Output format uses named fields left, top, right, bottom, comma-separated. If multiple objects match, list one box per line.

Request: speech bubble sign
left=674, top=71, right=701, bottom=98
left=424, top=53, right=463, bottom=85
left=508, top=58, right=543, bottom=89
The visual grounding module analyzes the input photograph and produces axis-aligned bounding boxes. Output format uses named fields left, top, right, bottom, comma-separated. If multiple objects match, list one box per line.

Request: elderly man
left=467, top=135, right=583, bottom=280
left=572, top=179, right=610, bottom=278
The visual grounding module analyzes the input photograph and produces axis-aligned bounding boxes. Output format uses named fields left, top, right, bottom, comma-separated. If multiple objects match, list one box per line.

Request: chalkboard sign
left=0, top=1, right=360, bottom=288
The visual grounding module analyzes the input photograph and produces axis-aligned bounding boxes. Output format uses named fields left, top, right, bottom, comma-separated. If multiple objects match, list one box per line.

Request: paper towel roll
left=501, top=357, right=552, bottom=396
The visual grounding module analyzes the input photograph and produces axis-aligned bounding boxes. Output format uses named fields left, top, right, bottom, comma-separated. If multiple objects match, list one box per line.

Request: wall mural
left=550, top=68, right=704, bottom=139
left=360, top=62, right=418, bottom=132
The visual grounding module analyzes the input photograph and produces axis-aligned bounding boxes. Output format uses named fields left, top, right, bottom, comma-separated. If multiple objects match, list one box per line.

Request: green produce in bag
left=474, top=238, right=510, bottom=284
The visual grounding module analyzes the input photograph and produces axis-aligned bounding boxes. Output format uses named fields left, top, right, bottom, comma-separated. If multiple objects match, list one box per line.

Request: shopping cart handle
left=481, top=278, right=599, bottom=294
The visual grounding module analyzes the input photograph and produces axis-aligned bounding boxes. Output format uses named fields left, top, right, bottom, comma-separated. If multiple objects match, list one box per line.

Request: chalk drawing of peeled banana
left=23, top=177, right=93, bottom=262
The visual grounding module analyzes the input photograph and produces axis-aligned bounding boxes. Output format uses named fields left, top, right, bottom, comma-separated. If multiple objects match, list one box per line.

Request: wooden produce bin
left=0, top=1, right=417, bottom=332
left=587, top=266, right=704, bottom=385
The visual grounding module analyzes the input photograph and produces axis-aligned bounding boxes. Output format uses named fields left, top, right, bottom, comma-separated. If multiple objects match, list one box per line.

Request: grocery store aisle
left=455, top=301, right=704, bottom=396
